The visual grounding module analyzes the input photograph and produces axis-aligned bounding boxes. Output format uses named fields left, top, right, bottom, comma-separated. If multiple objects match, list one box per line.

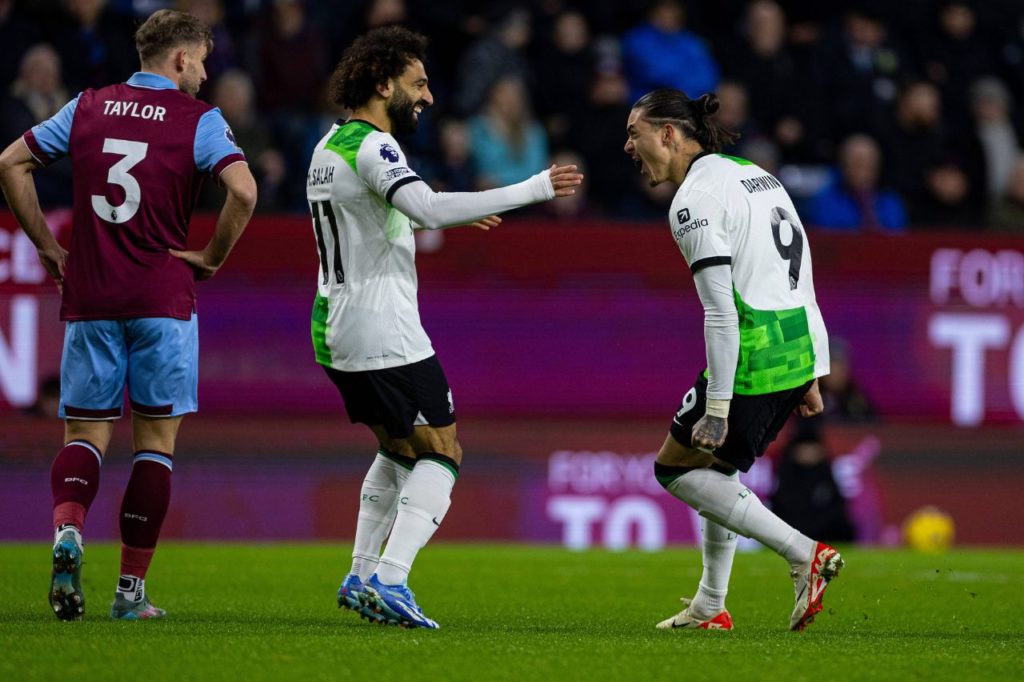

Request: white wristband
left=706, top=398, right=730, bottom=418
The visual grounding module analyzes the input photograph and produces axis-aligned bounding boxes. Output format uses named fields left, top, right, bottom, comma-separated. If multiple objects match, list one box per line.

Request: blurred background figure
left=534, top=10, right=595, bottom=149
left=541, top=149, right=590, bottom=221
left=0, top=0, right=42, bottom=89
left=177, top=0, right=237, bottom=89
left=453, top=6, right=532, bottom=117
left=198, top=69, right=284, bottom=211
left=968, top=77, right=1022, bottom=204
left=771, top=427, right=856, bottom=544
left=712, top=79, right=758, bottom=157
left=807, top=133, right=907, bottom=232
left=621, top=0, right=719, bottom=103
left=468, top=76, right=548, bottom=189
left=819, top=338, right=877, bottom=422
left=51, top=0, right=136, bottom=93
left=423, top=117, right=476, bottom=193
left=989, top=155, right=1024, bottom=231
left=0, top=44, right=73, bottom=206
left=252, top=0, right=325, bottom=210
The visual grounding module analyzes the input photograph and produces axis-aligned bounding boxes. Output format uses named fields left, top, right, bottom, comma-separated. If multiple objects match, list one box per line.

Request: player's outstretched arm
left=390, top=164, right=583, bottom=230
left=0, top=139, right=68, bottom=290
left=170, top=163, right=257, bottom=280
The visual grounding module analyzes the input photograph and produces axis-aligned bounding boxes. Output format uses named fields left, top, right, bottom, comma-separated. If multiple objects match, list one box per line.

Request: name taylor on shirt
left=102, top=100, right=167, bottom=121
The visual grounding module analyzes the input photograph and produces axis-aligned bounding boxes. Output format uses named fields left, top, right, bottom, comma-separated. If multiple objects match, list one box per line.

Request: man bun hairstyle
left=135, top=9, right=214, bottom=64
left=329, top=26, right=429, bottom=111
left=632, top=88, right=739, bottom=153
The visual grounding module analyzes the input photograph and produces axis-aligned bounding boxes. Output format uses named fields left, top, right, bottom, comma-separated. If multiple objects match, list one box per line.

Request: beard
left=179, top=70, right=201, bottom=98
left=387, top=88, right=421, bottom=135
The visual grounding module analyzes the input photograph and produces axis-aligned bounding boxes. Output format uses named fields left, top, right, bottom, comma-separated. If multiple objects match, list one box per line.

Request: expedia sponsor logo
left=674, top=209, right=709, bottom=238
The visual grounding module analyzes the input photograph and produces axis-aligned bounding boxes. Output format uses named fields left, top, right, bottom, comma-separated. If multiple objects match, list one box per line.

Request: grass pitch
left=0, top=544, right=1021, bottom=681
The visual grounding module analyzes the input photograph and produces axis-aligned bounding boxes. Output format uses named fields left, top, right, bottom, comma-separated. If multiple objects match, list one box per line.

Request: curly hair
left=329, top=26, right=429, bottom=110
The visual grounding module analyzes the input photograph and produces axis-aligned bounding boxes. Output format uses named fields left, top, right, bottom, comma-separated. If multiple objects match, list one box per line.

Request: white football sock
left=350, top=451, right=412, bottom=581
left=665, top=467, right=814, bottom=568
left=689, top=517, right=737, bottom=618
left=374, top=458, right=456, bottom=585
left=116, top=575, right=145, bottom=602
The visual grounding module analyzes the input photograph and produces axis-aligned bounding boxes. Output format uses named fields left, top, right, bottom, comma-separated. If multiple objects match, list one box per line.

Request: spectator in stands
left=819, top=338, right=877, bottom=422
left=49, top=0, right=137, bottom=92
left=771, top=427, right=856, bottom=544
left=534, top=10, right=596, bottom=148
left=178, top=0, right=237, bottom=88
left=571, top=66, right=636, bottom=217
left=0, top=0, right=41, bottom=90
left=713, top=80, right=759, bottom=157
left=814, top=6, right=912, bottom=144
left=431, top=118, right=476, bottom=193
left=197, top=69, right=284, bottom=211
left=721, top=0, right=823, bottom=163
left=887, top=81, right=951, bottom=223
left=453, top=6, right=532, bottom=117
left=468, top=76, right=548, bottom=189
left=0, top=44, right=73, bottom=206
left=989, top=155, right=1024, bottom=232
left=541, top=149, right=592, bottom=221
left=252, top=0, right=326, bottom=209
left=807, top=133, right=907, bottom=232
left=917, top=1, right=998, bottom=136
left=914, top=159, right=980, bottom=228
left=969, top=77, right=1022, bottom=202
left=621, top=0, right=719, bottom=103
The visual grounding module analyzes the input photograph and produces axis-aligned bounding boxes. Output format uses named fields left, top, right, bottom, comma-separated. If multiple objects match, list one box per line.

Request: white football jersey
left=306, top=119, right=434, bottom=371
left=669, top=153, right=829, bottom=395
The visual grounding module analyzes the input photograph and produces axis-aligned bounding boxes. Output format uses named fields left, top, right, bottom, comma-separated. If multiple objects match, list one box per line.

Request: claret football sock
left=375, top=455, right=458, bottom=586
left=51, top=440, right=104, bottom=532
left=117, top=451, right=173, bottom=589
left=350, top=449, right=413, bottom=580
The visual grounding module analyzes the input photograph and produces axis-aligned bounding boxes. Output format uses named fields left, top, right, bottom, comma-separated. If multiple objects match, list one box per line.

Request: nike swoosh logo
left=432, top=517, right=441, bottom=527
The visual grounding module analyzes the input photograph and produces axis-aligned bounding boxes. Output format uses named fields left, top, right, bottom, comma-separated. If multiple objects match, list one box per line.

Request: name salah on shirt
left=307, top=165, right=335, bottom=186
left=102, top=100, right=167, bottom=121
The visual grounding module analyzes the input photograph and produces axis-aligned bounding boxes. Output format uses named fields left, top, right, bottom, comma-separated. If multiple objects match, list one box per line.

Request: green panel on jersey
left=324, top=122, right=374, bottom=174
left=732, top=289, right=815, bottom=395
left=385, top=205, right=413, bottom=241
left=311, top=293, right=333, bottom=366
left=717, top=153, right=755, bottom=166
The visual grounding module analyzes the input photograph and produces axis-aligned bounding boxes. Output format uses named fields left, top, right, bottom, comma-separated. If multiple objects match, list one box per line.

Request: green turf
left=0, top=544, right=1021, bottom=681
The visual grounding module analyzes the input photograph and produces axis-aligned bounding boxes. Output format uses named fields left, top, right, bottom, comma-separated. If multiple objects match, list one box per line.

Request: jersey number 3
left=91, top=138, right=149, bottom=224
left=310, top=200, right=345, bottom=285
left=770, top=206, right=803, bottom=290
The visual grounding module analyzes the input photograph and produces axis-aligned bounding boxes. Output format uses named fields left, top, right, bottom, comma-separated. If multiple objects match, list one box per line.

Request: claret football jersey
left=668, top=152, right=829, bottom=395
left=306, top=119, right=434, bottom=372
left=24, top=72, right=245, bottom=321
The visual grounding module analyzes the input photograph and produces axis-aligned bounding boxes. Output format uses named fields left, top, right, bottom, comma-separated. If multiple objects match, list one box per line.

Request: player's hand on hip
left=796, top=378, right=824, bottom=417
left=469, top=215, right=502, bottom=231
left=548, top=164, right=583, bottom=197
left=38, top=243, right=68, bottom=293
left=692, top=414, right=728, bottom=452
left=169, top=248, right=220, bottom=281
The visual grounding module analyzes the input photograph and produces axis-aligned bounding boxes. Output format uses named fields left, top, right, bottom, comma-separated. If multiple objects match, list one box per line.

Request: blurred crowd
left=3, top=0, right=1024, bottom=231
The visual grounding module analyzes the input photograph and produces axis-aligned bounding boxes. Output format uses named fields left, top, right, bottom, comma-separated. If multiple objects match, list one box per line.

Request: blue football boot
left=363, top=574, right=439, bottom=629
left=49, top=528, right=85, bottom=621
left=337, top=574, right=386, bottom=623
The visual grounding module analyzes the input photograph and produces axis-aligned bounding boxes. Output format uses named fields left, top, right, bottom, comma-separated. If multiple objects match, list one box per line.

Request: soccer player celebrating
left=0, top=10, right=256, bottom=620
left=623, top=89, right=843, bottom=632
left=309, top=26, right=581, bottom=629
